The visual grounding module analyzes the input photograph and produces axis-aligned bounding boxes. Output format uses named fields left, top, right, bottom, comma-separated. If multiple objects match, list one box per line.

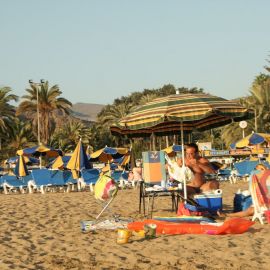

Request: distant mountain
left=71, top=103, right=105, bottom=122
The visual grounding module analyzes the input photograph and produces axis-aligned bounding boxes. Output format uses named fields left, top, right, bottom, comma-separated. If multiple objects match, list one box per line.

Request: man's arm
left=186, top=158, right=216, bottom=174
left=197, top=158, right=216, bottom=174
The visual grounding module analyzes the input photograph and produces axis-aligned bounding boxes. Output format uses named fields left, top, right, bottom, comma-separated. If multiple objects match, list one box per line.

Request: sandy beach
left=0, top=181, right=269, bottom=270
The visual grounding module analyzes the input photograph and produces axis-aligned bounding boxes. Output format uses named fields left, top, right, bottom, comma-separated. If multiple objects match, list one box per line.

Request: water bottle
left=161, top=180, right=166, bottom=189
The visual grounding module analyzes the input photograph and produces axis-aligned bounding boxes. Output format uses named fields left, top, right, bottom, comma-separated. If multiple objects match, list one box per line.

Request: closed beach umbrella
left=111, top=93, right=254, bottom=200
left=14, top=155, right=29, bottom=177
left=235, top=132, right=270, bottom=148
left=66, top=139, right=91, bottom=178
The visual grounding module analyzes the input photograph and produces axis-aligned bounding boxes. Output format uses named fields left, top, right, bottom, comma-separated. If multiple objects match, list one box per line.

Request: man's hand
left=185, top=158, right=197, bottom=167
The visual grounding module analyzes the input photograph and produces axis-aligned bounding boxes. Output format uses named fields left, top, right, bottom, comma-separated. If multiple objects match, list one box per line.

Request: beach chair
left=217, top=169, right=232, bottom=182
left=139, top=151, right=179, bottom=217
left=1, top=174, right=32, bottom=194
left=232, top=161, right=260, bottom=183
left=30, top=169, right=66, bottom=194
left=250, top=169, right=270, bottom=224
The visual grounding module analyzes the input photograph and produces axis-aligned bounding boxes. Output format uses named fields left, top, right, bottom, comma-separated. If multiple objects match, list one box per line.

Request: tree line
left=0, top=58, right=270, bottom=162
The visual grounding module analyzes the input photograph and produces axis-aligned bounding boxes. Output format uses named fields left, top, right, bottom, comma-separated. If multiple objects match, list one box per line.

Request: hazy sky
left=1, top=0, right=269, bottom=105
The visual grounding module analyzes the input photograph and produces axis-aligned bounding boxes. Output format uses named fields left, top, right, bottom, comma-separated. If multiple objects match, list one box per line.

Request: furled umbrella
left=14, top=155, right=29, bottom=177
left=66, top=139, right=92, bottom=179
left=110, top=93, right=254, bottom=200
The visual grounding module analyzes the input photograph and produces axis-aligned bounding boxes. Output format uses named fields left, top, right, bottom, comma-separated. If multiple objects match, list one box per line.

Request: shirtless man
left=177, top=143, right=219, bottom=195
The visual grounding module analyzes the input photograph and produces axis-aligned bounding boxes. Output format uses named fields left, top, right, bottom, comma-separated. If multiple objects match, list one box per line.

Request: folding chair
left=139, top=151, right=179, bottom=217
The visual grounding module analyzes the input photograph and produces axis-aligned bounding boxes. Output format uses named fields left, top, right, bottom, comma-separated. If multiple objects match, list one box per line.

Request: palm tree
left=139, top=93, right=159, bottom=105
left=17, top=81, right=72, bottom=144
left=241, top=74, right=270, bottom=133
left=51, top=119, right=92, bottom=152
left=98, top=102, right=133, bottom=126
left=5, top=118, right=36, bottom=154
left=0, top=87, right=18, bottom=134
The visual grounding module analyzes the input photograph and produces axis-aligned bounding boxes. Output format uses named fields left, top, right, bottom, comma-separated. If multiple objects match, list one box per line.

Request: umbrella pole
left=180, top=122, right=187, bottom=202
left=96, top=196, right=115, bottom=220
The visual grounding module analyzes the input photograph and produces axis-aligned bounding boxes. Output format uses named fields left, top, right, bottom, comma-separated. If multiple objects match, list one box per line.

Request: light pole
left=29, top=79, right=45, bottom=145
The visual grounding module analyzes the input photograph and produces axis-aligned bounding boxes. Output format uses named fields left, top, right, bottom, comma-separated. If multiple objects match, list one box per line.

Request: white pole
left=180, top=122, right=187, bottom=202
left=37, top=85, right=40, bottom=145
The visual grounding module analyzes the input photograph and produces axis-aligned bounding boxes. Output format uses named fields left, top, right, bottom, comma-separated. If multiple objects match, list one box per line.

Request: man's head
left=185, top=143, right=199, bottom=160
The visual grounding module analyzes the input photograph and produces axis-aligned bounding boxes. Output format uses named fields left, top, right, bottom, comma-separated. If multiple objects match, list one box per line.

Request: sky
left=1, top=0, right=270, bottom=105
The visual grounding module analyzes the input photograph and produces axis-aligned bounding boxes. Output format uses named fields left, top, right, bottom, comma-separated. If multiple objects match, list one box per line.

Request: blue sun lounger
left=1, top=174, right=32, bottom=194
left=30, top=169, right=68, bottom=193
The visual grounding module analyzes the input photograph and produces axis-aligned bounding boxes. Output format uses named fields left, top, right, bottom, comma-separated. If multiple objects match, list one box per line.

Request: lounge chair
left=30, top=169, right=67, bottom=194
left=250, top=169, right=270, bottom=224
left=1, top=174, right=32, bottom=194
left=232, top=161, right=270, bottom=183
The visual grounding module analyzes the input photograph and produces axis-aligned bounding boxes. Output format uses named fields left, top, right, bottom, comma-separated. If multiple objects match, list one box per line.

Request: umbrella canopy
left=17, top=144, right=63, bottom=158
left=14, top=155, right=29, bottom=177
left=66, top=139, right=91, bottom=178
left=89, top=146, right=129, bottom=163
left=6, top=156, right=39, bottom=165
left=110, top=93, right=254, bottom=137
left=234, top=133, right=270, bottom=148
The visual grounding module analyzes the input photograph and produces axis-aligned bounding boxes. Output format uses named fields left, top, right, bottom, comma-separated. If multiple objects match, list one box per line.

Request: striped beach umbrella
left=111, top=93, right=254, bottom=201
left=14, top=155, right=29, bottom=177
left=89, top=146, right=129, bottom=163
left=235, top=132, right=270, bottom=148
left=110, top=93, right=254, bottom=137
left=17, top=144, right=63, bottom=158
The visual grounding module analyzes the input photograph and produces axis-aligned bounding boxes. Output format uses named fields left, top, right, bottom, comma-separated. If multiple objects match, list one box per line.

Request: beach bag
left=94, top=173, right=118, bottom=201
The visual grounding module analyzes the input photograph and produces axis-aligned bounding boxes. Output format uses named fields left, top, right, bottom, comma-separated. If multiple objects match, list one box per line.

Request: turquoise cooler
left=194, top=193, right=223, bottom=213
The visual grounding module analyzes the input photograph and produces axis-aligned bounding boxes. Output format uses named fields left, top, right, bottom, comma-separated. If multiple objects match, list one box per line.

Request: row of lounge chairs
left=0, top=168, right=130, bottom=194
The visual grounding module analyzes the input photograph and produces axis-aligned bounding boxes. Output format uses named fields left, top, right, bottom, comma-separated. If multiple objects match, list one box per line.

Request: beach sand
left=0, top=181, right=269, bottom=270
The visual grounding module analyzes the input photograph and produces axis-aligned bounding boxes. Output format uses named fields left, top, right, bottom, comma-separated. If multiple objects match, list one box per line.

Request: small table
left=139, top=181, right=182, bottom=218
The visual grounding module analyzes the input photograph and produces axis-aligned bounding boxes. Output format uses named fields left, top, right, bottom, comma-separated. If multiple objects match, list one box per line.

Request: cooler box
left=194, top=193, right=223, bottom=213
